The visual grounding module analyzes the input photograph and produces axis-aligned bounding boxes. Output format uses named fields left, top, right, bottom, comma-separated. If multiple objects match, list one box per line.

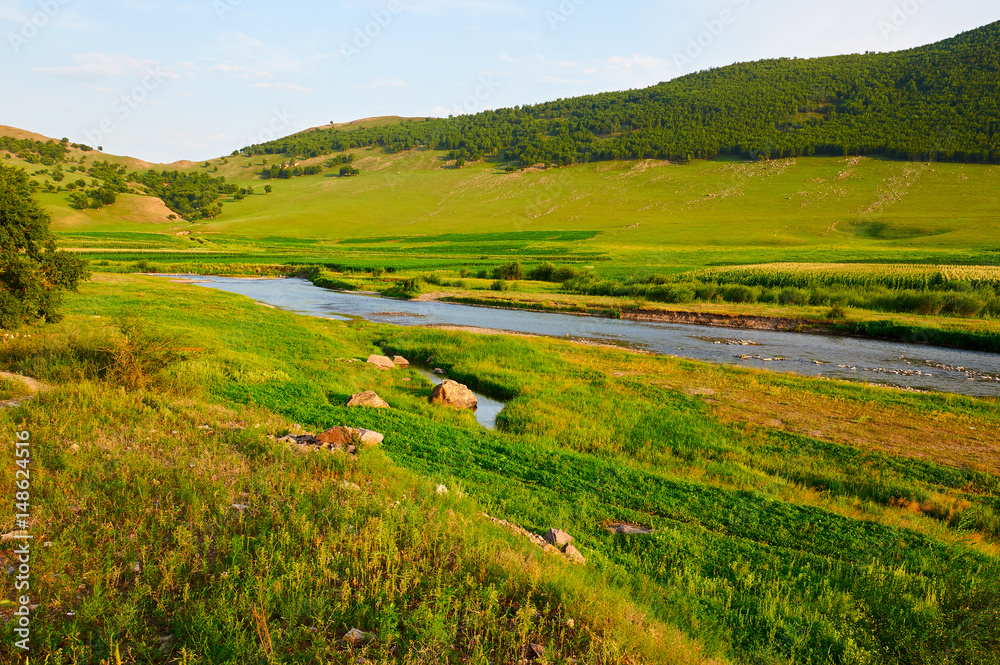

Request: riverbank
left=432, top=292, right=1000, bottom=353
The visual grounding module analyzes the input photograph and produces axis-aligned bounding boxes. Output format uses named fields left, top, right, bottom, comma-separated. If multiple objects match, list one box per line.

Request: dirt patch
left=604, top=521, right=654, bottom=535
left=429, top=324, right=537, bottom=338
left=0, top=371, right=50, bottom=409
left=624, top=309, right=822, bottom=332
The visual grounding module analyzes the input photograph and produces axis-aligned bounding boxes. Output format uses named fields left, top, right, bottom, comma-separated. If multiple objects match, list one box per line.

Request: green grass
left=0, top=376, right=31, bottom=400
left=0, top=275, right=706, bottom=664
left=4, top=274, right=995, bottom=663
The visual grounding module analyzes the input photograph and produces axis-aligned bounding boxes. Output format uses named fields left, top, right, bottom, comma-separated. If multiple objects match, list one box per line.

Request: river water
left=164, top=275, right=1000, bottom=398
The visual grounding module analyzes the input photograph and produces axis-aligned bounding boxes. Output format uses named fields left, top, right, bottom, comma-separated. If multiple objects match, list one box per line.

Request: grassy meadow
left=2, top=274, right=998, bottom=663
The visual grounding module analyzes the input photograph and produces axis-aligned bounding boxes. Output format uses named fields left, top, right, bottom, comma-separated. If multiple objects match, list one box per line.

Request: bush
left=722, top=285, right=756, bottom=304
left=948, top=293, right=984, bottom=317
left=694, top=283, right=719, bottom=301
left=493, top=262, right=524, bottom=281
left=98, top=314, right=186, bottom=391
left=476, top=269, right=489, bottom=279
left=778, top=287, right=805, bottom=305
left=826, top=304, right=848, bottom=319
left=552, top=266, right=581, bottom=282
left=490, top=280, right=509, bottom=292
left=528, top=262, right=555, bottom=281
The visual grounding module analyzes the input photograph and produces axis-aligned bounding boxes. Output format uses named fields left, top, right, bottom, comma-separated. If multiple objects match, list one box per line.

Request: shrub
left=694, top=283, right=719, bottom=301
left=92, top=315, right=187, bottom=391
left=490, top=279, right=509, bottom=292
left=551, top=266, right=581, bottom=282
left=948, top=293, right=984, bottom=317
left=493, top=262, right=524, bottom=281
left=826, top=304, right=848, bottom=319
left=528, top=262, right=555, bottom=281
left=778, top=287, right=805, bottom=305
left=722, top=285, right=756, bottom=303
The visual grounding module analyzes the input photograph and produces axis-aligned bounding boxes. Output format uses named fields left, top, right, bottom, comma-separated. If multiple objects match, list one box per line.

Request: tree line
left=239, top=21, right=1000, bottom=167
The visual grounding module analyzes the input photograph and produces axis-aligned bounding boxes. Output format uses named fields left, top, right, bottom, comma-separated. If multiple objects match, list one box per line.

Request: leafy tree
left=0, top=164, right=89, bottom=328
left=264, top=184, right=272, bottom=194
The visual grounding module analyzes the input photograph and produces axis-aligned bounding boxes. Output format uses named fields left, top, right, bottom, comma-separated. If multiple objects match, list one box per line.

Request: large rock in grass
left=563, top=544, right=586, bottom=565
left=366, top=354, right=395, bottom=370
left=347, top=390, right=390, bottom=408
left=430, top=379, right=478, bottom=410
left=393, top=355, right=410, bottom=368
left=543, top=529, right=574, bottom=549
left=317, top=426, right=384, bottom=447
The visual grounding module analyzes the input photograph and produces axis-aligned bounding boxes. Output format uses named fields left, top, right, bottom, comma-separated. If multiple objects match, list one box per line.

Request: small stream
left=161, top=275, right=1000, bottom=399
left=415, top=367, right=506, bottom=429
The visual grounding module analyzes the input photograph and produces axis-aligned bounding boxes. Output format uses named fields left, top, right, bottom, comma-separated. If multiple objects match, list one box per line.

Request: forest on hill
left=239, top=22, right=1000, bottom=167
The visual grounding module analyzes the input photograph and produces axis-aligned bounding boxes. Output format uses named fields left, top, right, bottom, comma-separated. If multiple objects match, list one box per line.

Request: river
left=162, top=276, right=1000, bottom=398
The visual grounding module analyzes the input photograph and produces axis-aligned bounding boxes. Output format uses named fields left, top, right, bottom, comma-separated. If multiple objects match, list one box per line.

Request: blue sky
left=2, top=0, right=996, bottom=162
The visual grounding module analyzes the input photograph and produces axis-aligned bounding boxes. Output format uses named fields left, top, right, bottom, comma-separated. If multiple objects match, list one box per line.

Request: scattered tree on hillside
left=0, top=163, right=89, bottom=328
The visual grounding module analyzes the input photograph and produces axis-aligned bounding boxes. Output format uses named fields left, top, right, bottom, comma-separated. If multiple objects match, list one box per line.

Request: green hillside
left=241, top=22, right=1000, bottom=165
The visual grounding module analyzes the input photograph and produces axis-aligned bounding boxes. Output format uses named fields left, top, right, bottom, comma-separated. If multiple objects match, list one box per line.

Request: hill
left=239, top=22, right=1000, bottom=166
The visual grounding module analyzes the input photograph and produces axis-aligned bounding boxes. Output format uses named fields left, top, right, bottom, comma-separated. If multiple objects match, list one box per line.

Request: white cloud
left=354, top=78, right=409, bottom=91
left=251, top=82, right=313, bottom=92
left=582, top=53, right=675, bottom=86
left=33, top=53, right=179, bottom=80
left=217, top=31, right=305, bottom=73
left=405, top=0, right=524, bottom=16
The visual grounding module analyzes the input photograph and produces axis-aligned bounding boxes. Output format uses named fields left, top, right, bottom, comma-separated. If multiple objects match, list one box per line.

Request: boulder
left=317, top=426, right=384, bottom=447
left=347, top=390, right=390, bottom=408
left=342, top=628, right=371, bottom=644
left=366, top=354, right=395, bottom=370
left=430, top=379, right=478, bottom=410
left=432, top=368, right=446, bottom=375
left=543, top=529, right=574, bottom=548
left=563, top=544, right=586, bottom=565
left=392, top=355, right=410, bottom=368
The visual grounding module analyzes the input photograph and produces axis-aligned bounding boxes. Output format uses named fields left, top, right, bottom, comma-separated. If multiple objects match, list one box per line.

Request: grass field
left=2, top=274, right=998, bottom=663
left=4, top=137, right=998, bottom=268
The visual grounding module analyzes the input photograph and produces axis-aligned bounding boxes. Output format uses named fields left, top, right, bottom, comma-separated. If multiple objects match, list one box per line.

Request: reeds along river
left=162, top=275, right=1000, bottom=398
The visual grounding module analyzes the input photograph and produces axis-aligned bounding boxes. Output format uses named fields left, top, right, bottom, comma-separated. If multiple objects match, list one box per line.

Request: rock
left=605, top=521, right=654, bottom=535
left=435, top=484, right=449, bottom=495
left=543, top=529, right=574, bottom=548
left=343, top=628, right=370, bottom=644
left=366, top=354, right=395, bottom=370
left=392, top=355, right=410, bottom=368
left=527, top=643, right=546, bottom=659
left=563, top=544, right=586, bottom=565
left=432, top=368, right=446, bottom=375
left=317, top=426, right=384, bottom=447
left=347, top=390, right=390, bottom=408
left=430, top=379, right=478, bottom=410
left=69, top=443, right=80, bottom=454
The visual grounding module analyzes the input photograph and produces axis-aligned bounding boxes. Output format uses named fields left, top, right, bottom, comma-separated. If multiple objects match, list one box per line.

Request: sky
left=2, top=0, right=997, bottom=163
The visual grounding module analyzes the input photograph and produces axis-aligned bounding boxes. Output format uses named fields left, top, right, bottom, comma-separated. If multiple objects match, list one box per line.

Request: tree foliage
left=0, top=164, right=89, bottom=328
left=240, top=22, right=1000, bottom=167
left=129, top=169, right=239, bottom=220
left=0, top=136, right=70, bottom=165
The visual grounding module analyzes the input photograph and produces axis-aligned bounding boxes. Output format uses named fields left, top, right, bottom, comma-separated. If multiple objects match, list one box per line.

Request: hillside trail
left=0, top=370, right=50, bottom=409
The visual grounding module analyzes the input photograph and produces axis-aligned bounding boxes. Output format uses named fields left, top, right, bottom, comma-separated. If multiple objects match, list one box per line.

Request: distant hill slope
left=241, top=22, right=1000, bottom=165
